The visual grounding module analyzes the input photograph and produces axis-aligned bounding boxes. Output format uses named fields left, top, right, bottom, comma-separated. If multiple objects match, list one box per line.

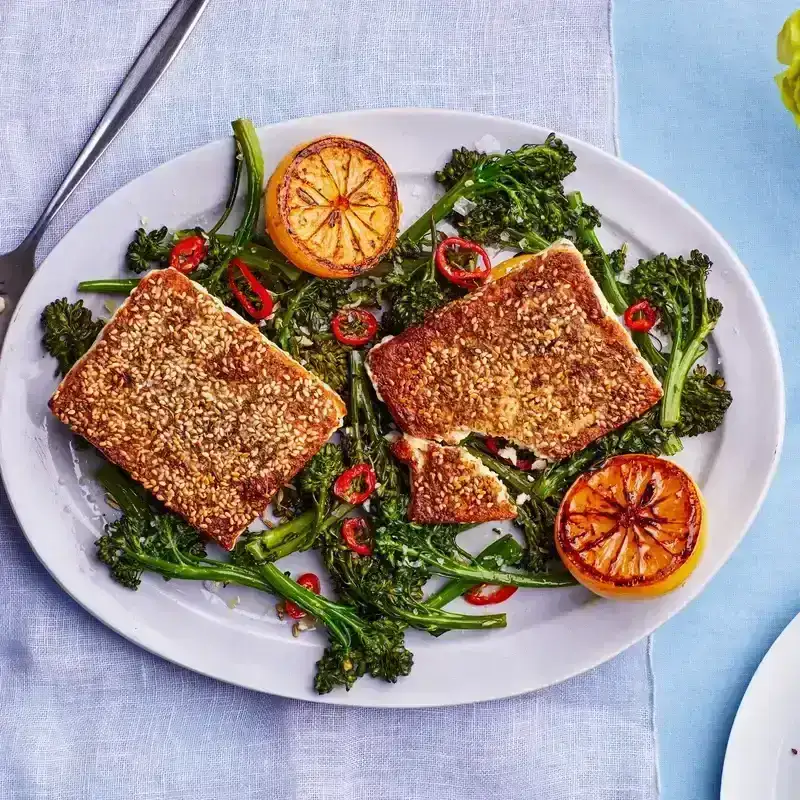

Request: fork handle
left=21, top=0, right=211, bottom=252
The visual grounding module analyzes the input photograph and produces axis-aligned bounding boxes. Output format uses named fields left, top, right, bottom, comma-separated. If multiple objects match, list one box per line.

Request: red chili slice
left=227, top=257, right=274, bottom=321
left=333, top=464, right=376, bottom=505
left=435, top=237, right=492, bottom=289
left=624, top=299, right=658, bottom=333
left=464, top=583, right=518, bottom=606
left=484, top=437, right=533, bottom=471
left=341, top=518, right=373, bottom=556
left=284, top=572, right=321, bottom=619
left=331, top=308, right=378, bottom=347
left=168, top=234, right=207, bottom=274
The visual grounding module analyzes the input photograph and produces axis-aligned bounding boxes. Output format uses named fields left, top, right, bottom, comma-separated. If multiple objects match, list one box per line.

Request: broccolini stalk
left=241, top=503, right=353, bottom=564
left=347, top=350, right=402, bottom=498
left=95, top=464, right=413, bottom=693
left=376, top=518, right=574, bottom=589
left=200, top=118, right=264, bottom=290
left=78, top=238, right=301, bottom=297
left=77, top=278, right=141, bottom=295
left=208, top=142, right=243, bottom=236
left=568, top=191, right=628, bottom=314
left=568, top=191, right=668, bottom=373
left=425, top=535, right=523, bottom=609
left=629, top=251, right=724, bottom=429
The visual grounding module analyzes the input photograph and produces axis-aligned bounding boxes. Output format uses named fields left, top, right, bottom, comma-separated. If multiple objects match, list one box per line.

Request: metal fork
left=0, top=0, right=211, bottom=346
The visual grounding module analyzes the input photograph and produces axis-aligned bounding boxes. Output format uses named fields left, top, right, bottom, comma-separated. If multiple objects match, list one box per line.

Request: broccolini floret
left=41, top=298, right=104, bottom=376
left=629, top=250, right=724, bottom=429
left=400, top=135, right=591, bottom=253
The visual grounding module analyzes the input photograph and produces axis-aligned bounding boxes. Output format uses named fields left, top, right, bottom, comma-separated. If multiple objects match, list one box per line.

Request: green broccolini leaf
left=126, top=226, right=172, bottom=273
left=41, top=298, right=104, bottom=375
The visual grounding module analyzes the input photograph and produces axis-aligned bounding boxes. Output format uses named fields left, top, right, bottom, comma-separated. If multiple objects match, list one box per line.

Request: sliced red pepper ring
left=333, top=463, right=376, bottom=505
left=169, top=234, right=207, bottom=274
left=341, top=517, right=373, bottom=556
left=227, top=257, right=274, bottom=321
left=284, top=572, right=321, bottom=619
left=331, top=308, right=378, bottom=347
left=484, top=437, right=533, bottom=471
left=624, top=299, right=659, bottom=333
left=464, top=583, right=518, bottom=606
left=435, top=236, right=492, bottom=289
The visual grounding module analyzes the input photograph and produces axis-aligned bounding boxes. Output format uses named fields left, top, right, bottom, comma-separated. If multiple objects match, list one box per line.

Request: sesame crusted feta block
left=367, top=241, right=662, bottom=461
left=392, top=435, right=516, bottom=524
left=49, top=268, right=345, bottom=550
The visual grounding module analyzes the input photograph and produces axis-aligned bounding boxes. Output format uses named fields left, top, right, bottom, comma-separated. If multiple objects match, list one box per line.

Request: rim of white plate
left=720, top=611, right=800, bottom=799
left=0, top=109, right=785, bottom=707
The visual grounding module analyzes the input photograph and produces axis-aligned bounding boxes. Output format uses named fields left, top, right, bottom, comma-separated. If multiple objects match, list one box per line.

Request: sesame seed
left=49, top=269, right=345, bottom=550
left=368, top=243, right=662, bottom=461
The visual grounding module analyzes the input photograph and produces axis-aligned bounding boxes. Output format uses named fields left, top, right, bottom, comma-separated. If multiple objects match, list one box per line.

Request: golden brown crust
left=368, top=242, right=662, bottom=461
left=392, top=436, right=517, bottom=524
left=49, top=269, right=345, bottom=550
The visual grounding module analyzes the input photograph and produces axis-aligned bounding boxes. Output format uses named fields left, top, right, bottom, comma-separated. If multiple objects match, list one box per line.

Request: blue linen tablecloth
left=616, top=1, right=800, bottom=798
left=0, top=2, right=659, bottom=798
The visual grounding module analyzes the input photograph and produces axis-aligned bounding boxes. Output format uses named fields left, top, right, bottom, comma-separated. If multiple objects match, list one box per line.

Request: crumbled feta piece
left=515, top=493, right=530, bottom=505
left=498, top=446, right=518, bottom=465
left=453, top=197, right=477, bottom=217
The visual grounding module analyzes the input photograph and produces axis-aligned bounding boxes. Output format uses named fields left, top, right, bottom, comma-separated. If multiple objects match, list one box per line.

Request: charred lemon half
left=265, top=136, right=400, bottom=278
left=555, top=454, right=705, bottom=599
